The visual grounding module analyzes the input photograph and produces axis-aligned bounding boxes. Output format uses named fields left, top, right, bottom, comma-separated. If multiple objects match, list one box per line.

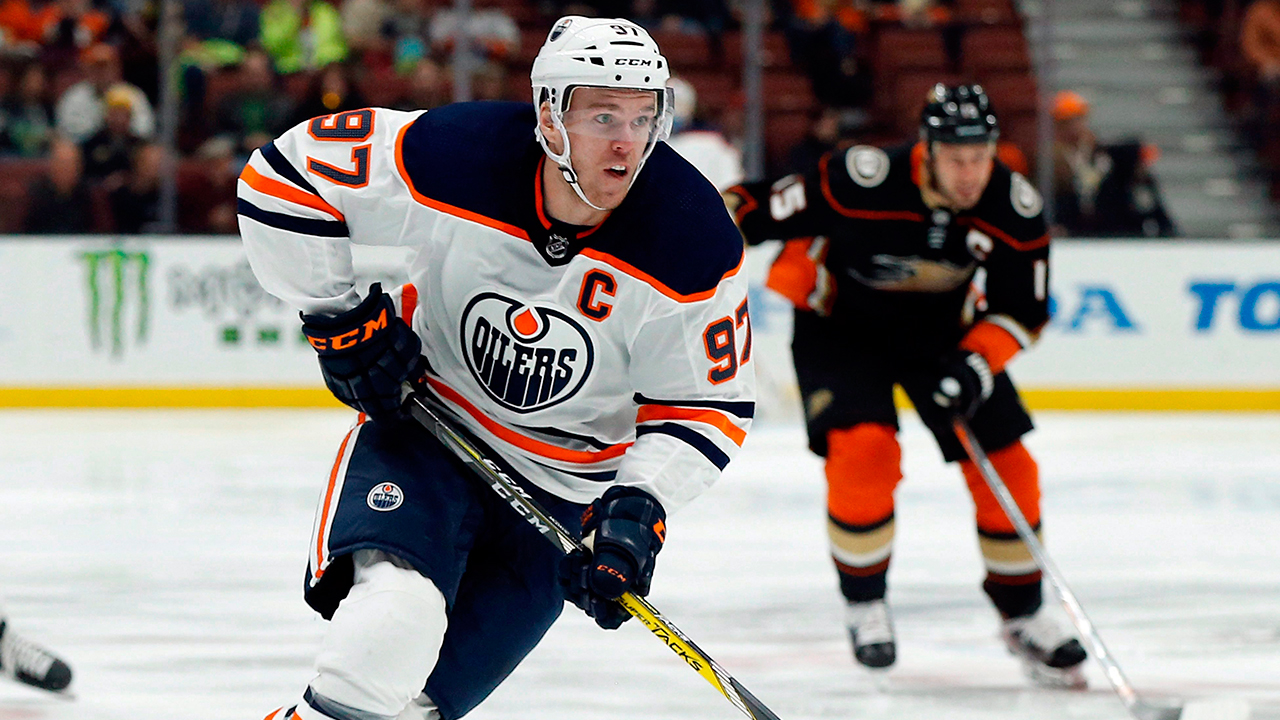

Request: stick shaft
left=952, top=417, right=1169, bottom=720
left=405, top=391, right=782, bottom=720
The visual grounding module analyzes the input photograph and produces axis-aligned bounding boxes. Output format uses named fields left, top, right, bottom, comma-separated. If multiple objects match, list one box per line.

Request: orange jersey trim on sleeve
left=395, top=122, right=532, bottom=242
left=635, top=404, right=747, bottom=447
left=240, top=163, right=345, bottom=221
left=400, top=283, right=418, bottom=326
left=765, top=238, right=822, bottom=309
left=426, top=377, right=632, bottom=464
left=960, top=321, right=1022, bottom=374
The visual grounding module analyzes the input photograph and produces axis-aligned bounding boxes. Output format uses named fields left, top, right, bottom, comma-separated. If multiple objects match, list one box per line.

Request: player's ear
left=539, top=102, right=564, bottom=155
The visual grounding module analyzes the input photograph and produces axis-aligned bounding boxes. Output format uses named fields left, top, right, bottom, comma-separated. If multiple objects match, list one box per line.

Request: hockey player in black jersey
left=724, top=83, right=1088, bottom=687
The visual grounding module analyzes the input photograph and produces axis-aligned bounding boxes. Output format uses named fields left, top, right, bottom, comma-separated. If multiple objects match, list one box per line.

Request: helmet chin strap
left=540, top=105, right=661, bottom=216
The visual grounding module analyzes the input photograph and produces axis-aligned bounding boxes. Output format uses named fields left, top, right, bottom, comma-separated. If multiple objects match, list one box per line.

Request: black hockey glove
left=301, top=283, right=426, bottom=422
left=931, top=349, right=995, bottom=418
left=559, top=486, right=666, bottom=630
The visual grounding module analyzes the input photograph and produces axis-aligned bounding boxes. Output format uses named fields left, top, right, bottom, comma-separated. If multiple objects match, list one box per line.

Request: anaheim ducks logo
left=461, top=292, right=595, bottom=413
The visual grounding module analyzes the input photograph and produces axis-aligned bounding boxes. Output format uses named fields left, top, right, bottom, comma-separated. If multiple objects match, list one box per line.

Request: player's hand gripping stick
left=302, top=283, right=427, bottom=422
left=559, top=486, right=666, bottom=629
left=931, top=349, right=994, bottom=418
left=400, top=387, right=783, bottom=720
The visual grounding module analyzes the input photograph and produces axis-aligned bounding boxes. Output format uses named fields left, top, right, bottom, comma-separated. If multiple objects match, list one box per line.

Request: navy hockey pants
left=303, top=416, right=588, bottom=720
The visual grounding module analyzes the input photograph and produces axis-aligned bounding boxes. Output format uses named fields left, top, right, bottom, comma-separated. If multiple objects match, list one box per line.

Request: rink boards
left=0, top=236, right=1276, bottom=411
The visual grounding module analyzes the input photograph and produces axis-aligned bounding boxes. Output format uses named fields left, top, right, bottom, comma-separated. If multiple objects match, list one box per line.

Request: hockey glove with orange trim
left=559, top=486, right=667, bottom=630
left=930, top=349, right=994, bottom=418
left=301, top=283, right=426, bottom=422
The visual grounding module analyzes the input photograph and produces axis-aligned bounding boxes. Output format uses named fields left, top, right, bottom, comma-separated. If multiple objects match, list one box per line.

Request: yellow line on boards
left=0, top=387, right=345, bottom=408
left=1, top=388, right=1279, bottom=411
left=889, top=387, right=1280, bottom=412
left=1021, top=389, right=1280, bottom=411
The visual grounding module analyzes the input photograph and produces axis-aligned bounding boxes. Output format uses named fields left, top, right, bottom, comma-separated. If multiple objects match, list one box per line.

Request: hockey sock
left=309, top=550, right=448, bottom=718
left=825, top=424, right=902, bottom=602
left=961, top=441, right=1045, bottom=619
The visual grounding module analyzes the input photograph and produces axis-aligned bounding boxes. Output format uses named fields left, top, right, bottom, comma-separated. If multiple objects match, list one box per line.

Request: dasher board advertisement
left=0, top=237, right=1276, bottom=409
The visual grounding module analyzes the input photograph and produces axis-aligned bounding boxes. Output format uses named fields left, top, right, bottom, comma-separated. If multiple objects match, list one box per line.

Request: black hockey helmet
left=920, top=83, right=999, bottom=144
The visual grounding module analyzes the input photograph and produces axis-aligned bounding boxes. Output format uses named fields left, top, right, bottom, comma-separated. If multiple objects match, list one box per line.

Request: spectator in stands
left=259, top=0, right=348, bottom=74
left=55, top=43, right=155, bottom=142
left=786, top=105, right=844, bottom=175
left=429, top=0, right=518, bottom=63
left=178, top=136, right=240, bottom=233
left=0, top=63, right=54, bottom=156
left=81, top=83, right=144, bottom=181
left=1241, top=0, right=1280, bottom=143
left=34, top=0, right=111, bottom=71
left=1051, top=90, right=1176, bottom=238
left=340, top=0, right=391, bottom=58
left=23, top=137, right=94, bottom=233
left=469, top=59, right=509, bottom=101
left=211, top=48, right=296, bottom=159
left=184, top=0, right=260, bottom=49
left=664, top=75, right=744, bottom=190
left=785, top=0, right=872, bottom=108
left=0, top=0, right=46, bottom=51
left=629, top=0, right=731, bottom=37
left=108, top=141, right=160, bottom=232
left=379, top=0, right=434, bottom=74
left=291, top=62, right=366, bottom=124
left=392, top=57, right=449, bottom=111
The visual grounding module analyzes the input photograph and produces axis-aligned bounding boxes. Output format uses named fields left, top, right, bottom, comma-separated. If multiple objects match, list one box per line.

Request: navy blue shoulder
left=397, top=101, right=537, bottom=223
left=594, top=143, right=744, bottom=298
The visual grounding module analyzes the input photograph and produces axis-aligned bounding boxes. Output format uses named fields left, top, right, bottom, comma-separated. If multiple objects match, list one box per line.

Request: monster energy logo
left=82, top=249, right=150, bottom=356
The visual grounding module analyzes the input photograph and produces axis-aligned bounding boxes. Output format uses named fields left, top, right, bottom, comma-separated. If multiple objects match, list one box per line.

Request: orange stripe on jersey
left=400, top=283, right=418, bottom=326
left=426, top=377, right=632, bottom=464
left=578, top=247, right=743, bottom=304
left=960, top=320, right=1022, bottom=374
left=636, top=404, right=747, bottom=446
left=314, top=415, right=366, bottom=578
left=965, top=216, right=1050, bottom=252
left=819, top=153, right=926, bottom=222
left=240, top=163, right=345, bottom=221
left=395, top=122, right=531, bottom=242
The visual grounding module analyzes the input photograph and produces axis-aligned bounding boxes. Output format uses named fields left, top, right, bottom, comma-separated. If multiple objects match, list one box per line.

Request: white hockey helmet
left=531, top=16, right=674, bottom=210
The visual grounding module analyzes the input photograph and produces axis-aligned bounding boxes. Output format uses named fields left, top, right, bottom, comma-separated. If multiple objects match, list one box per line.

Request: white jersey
left=238, top=102, right=755, bottom=513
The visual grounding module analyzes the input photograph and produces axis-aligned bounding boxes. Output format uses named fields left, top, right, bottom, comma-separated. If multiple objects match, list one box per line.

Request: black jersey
left=727, top=142, right=1050, bottom=357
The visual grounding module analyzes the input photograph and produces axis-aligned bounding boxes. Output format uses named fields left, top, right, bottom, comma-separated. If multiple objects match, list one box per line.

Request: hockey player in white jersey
left=238, top=16, right=754, bottom=720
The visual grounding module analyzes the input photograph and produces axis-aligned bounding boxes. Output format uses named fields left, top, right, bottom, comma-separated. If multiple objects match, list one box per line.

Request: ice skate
left=1002, top=607, right=1088, bottom=688
left=0, top=618, right=72, bottom=693
left=845, top=599, right=896, bottom=670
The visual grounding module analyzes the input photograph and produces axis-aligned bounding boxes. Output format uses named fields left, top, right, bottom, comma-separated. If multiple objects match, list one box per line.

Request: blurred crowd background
left=0, top=0, right=1272, bottom=237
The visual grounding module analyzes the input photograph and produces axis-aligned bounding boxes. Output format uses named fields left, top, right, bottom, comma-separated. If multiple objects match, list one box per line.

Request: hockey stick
left=952, top=417, right=1240, bottom=720
left=402, top=388, right=783, bottom=720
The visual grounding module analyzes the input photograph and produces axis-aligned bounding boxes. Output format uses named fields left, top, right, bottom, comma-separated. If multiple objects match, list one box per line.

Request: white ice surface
left=0, top=410, right=1278, bottom=720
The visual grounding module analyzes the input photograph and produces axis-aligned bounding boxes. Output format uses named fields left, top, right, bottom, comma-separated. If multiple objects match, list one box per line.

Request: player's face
left=929, top=142, right=997, bottom=210
left=560, top=87, right=659, bottom=209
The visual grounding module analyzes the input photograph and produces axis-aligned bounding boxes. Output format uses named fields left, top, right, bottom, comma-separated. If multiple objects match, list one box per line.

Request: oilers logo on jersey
left=461, top=292, right=595, bottom=413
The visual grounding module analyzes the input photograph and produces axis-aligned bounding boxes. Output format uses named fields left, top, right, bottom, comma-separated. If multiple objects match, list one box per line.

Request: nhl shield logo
left=367, top=483, right=404, bottom=512
left=461, top=292, right=595, bottom=414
